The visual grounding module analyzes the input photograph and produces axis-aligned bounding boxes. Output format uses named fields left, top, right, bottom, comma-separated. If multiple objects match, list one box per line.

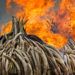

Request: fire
left=25, top=17, right=67, bottom=48
left=56, top=0, right=75, bottom=39
left=0, top=21, right=12, bottom=36
left=0, top=0, right=75, bottom=48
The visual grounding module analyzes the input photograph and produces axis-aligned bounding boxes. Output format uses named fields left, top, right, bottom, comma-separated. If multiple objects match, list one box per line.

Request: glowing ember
left=0, top=0, right=75, bottom=48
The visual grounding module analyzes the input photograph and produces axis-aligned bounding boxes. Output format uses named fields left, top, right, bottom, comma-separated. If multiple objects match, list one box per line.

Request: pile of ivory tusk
left=0, top=17, right=75, bottom=75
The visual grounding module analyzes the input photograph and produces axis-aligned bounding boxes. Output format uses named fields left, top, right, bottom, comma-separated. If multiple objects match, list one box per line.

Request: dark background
left=0, top=0, right=12, bottom=26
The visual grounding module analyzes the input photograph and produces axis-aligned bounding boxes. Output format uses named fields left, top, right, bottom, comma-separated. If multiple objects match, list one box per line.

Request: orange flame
left=0, top=21, right=12, bottom=35
left=0, top=0, right=75, bottom=48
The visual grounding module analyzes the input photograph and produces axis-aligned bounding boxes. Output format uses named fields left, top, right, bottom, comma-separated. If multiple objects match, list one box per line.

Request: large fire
left=0, top=0, right=75, bottom=48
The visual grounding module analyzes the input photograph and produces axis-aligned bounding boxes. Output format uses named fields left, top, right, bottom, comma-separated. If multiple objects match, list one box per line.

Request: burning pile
left=1, top=0, right=74, bottom=49
left=0, top=17, right=75, bottom=75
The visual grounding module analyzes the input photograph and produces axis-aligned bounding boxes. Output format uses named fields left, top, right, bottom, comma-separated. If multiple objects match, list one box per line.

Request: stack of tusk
left=0, top=17, right=75, bottom=75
